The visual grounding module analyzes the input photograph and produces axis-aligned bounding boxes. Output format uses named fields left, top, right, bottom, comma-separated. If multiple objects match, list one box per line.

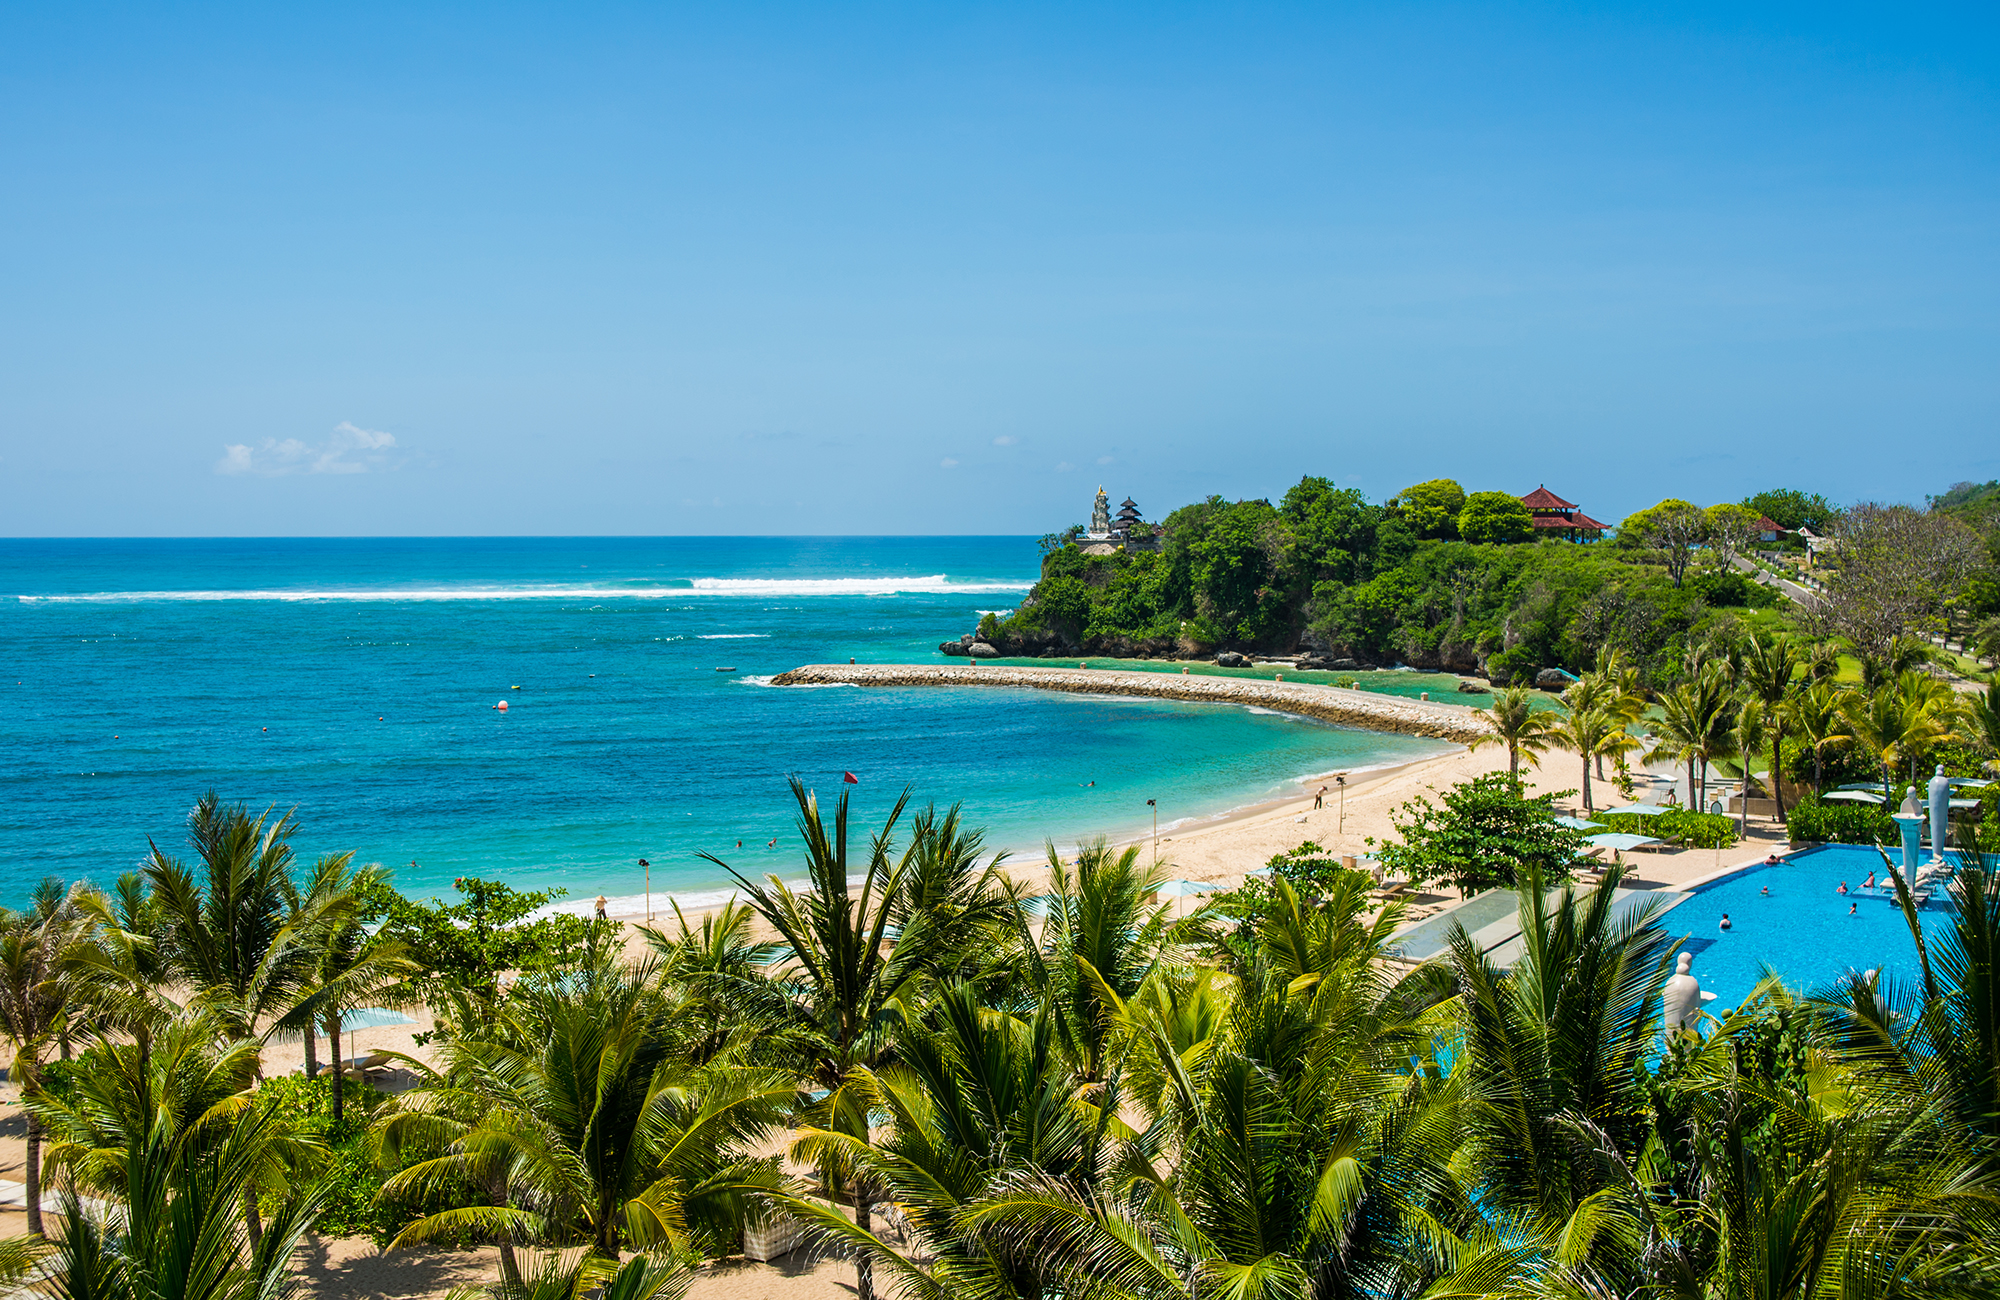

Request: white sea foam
left=17, top=574, right=1032, bottom=603
left=696, top=633, right=770, bottom=639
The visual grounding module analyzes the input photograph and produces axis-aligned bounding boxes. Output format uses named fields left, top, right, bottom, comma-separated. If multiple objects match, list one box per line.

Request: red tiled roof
left=1529, top=511, right=1608, bottom=531
left=1753, top=515, right=1783, bottom=533
left=1568, top=512, right=1609, bottom=530
left=1519, top=485, right=1576, bottom=510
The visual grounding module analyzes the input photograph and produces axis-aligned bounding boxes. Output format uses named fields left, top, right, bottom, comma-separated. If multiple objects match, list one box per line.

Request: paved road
left=1730, top=555, right=1819, bottom=606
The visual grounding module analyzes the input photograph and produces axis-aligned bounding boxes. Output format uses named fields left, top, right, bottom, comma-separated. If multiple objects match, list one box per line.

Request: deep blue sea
left=1, top=538, right=1453, bottom=912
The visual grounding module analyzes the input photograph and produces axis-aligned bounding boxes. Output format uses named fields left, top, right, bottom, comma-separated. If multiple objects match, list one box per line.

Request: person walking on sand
left=1315, top=786, right=1326, bottom=809
left=594, top=894, right=608, bottom=920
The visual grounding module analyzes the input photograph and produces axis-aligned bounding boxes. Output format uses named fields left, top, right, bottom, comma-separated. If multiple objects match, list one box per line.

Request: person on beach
left=1315, top=786, right=1326, bottom=809
left=594, top=894, right=607, bottom=920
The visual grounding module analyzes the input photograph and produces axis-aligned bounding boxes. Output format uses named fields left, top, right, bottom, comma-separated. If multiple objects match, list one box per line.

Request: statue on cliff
left=1087, top=487, right=1112, bottom=540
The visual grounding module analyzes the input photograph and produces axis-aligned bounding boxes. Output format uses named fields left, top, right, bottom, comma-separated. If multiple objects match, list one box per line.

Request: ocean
left=1, top=537, right=1455, bottom=912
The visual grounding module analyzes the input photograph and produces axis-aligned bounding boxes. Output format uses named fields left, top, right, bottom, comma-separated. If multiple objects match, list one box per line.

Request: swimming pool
left=1667, top=844, right=1957, bottom=1010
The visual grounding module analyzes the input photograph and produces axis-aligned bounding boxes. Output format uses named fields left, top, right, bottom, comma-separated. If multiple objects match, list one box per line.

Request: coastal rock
left=967, top=641, right=1000, bottom=658
left=1215, top=651, right=1249, bottom=667
left=1457, top=679, right=1489, bottom=694
left=939, top=641, right=970, bottom=657
left=1534, top=668, right=1573, bottom=690
left=1327, top=658, right=1361, bottom=671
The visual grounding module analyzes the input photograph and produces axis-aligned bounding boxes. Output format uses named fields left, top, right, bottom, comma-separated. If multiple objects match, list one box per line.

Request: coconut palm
left=379, top=958, right=792, bottom=1276
left=0, top=905, right=73, bottom=1235
left=1548, top=705, right=1634, bottom=813
left=274, top=852, right=417, bottom=1125
left=144, top=793, right=309, bottom=1044
left=704, top=779, right=1010, bottom=1300
left=1844, top=671, right=1963, bottom=804
left=1469, top=685, right=1558, bottom=779
left=1731, top=696, right=1770, bottom=834
left=448, top=1248, right=694, bottom=1300
left=0, top=1102, right=327, bottom=1300
left=1791, top=678, right=1853, bottom=793
left=1653, top=663, right=1739, bottom=808
left=61, top=873, right=178, bottom=1060
left=1966, top=679, right=2000, bottom=774
left=1739, top=631, right=1803, bottom=821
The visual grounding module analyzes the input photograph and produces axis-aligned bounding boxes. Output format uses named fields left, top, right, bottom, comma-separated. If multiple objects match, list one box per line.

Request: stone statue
left=1929, top=763, right=1952, bottom=865
left=1663, top=951, right=1703, bottom=1035
left=1088, top=487, right=1112, bottom=539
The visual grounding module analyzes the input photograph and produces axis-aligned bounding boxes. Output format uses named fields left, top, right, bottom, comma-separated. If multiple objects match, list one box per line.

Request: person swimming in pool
left=1764, top=852, right=1783, bottom=865
left=1850, top=902, right=1858, bottom=915
left=1761, top=885, right=1770, bottom=896
left=1719, top=914, right=1732, bottom=931
left=1862, top=871, right=1876, bottom=889
left=1837, top=881, right=1849, bottom=895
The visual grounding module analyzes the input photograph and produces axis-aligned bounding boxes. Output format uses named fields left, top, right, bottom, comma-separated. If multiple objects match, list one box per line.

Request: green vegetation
left=1371, top=772, right=1589, bottom=895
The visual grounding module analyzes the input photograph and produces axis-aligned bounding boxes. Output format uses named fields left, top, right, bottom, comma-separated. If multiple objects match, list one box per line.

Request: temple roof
left=1529, top=511, right=1608, bottom=531
left=1519, top=485, right=1577, bottom=510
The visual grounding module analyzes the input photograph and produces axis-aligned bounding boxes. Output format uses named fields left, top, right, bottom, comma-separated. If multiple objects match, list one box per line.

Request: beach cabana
left=1600, top=804, right=1671, bottom=818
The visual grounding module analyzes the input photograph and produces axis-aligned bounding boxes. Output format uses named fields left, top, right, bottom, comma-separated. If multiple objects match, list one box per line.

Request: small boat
left=715, top=666, right=736, bottom=673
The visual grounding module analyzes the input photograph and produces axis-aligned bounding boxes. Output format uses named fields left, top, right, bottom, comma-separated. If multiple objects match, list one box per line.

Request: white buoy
left=496, top=700, right=509, bottom=711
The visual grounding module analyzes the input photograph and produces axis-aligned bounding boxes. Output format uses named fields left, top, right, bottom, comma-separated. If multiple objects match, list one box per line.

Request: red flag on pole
left=843, top=771, right=859, bottom=784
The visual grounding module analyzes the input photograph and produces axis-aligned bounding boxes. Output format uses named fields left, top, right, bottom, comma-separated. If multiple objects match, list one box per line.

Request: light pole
left=1336, top=774, right=1347, bottom=837
left=1146, top=799, right=1158, bottom=865
left=640, top=857, right=651, bottom=921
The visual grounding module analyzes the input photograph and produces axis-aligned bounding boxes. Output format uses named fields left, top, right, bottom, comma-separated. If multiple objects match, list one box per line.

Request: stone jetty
left=769, top=663, right=1496, bottom=744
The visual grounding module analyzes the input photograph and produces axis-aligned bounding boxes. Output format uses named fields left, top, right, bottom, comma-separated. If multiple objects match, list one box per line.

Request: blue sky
left=2, top=3, right=1995, bottom=536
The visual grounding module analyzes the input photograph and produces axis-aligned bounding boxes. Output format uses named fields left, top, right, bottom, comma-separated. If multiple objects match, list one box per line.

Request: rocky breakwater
left=769, top=664, right=1497, bottom=745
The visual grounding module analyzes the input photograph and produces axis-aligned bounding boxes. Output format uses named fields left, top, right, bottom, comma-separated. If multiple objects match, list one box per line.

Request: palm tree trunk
left=303, top=1019, right=318, bottom=1080
left=1581, top=752, right=1592, bottom=812
left=246, top=1196, right=263, bottom=1251
left=854, top=1192, right=875, bottom=1300
left=1509, top=743, right=1519, bottom=780
left=327, top=1010, right=346, bottom=1126
left=24, top=1113, right=41, bottom=1237
left=1770, top=735, right=1787, bottom=822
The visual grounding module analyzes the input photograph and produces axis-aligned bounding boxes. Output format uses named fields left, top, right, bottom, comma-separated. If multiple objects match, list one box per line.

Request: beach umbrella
left=339, top=1006, right=415, bottom=1067
left=1585, top=832, right=1662, bottom=852
left=1600, top=804, right=1671, bottom=817
left=1822, top=790, right=1885, bottom=805
left=1556, top=816, right=1606, bottom=831
left=1154, top=879, right=1218, bottom=897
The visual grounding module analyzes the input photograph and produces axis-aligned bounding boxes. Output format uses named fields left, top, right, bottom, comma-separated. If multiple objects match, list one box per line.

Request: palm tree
left=379, top=958, right=792, bottom=1277
left=275, top=852, right=417, bottom=1125
left=1653, top=663, right=1738, bottom=808
left=0, top=907, right=71, bottom=1235
left=1731, top=696, right=1769, bottom=835
left=1966, top=678, right=2000, bottom=774
left=1844, top=671, right=1962, bottom=804
left=1469, top=685, right=1558, bottom=779
left=0, top=1097, right=326, bottom=1300
left=145, top=793, right=309, bottom=1045
left=704, top=779, right=1009, bottom=1300
left=1738, top=631, right=1802, bottom=821
left=1548, top=705, right=1634, bottom=813
left=1791, top=678, right=1852, bottom=793
left=61, top=873, right=177, bottom=1060
left=452, top=1248, right=694, bottom=1300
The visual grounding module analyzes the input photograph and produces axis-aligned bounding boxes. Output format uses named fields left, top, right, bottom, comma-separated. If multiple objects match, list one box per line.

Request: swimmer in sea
left=768, top=838, right=777, bottom=848
left=1719, top=914, right=1732, bottom=931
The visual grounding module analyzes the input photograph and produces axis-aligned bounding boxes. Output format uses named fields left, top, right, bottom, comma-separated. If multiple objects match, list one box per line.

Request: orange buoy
left=496, top=700, right=509, bottom=711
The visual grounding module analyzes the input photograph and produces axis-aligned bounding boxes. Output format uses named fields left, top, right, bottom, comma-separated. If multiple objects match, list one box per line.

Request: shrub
left=1596, top=808, right=1737, bottom=850
left=1784, top=797, right=1895, bottom=846
left=1372, top=773, right=1588, bottom=896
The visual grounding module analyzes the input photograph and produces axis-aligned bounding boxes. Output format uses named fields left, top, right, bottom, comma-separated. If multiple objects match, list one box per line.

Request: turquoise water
left=1666, top=845, right=1960, bottom=1009
left=1, top=538, right=1453, bottom=911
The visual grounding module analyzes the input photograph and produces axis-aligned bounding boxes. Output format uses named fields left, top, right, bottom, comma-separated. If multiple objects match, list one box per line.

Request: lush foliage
left=1372, top=772, right=1588, bottom=895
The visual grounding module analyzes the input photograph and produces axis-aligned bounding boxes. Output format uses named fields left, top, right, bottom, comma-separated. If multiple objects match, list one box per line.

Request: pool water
left=1666, top=844, right=1958, bottom=1011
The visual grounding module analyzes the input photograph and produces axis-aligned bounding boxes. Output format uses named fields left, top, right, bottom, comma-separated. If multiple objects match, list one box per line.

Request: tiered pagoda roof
left=1518, top=485, right=1608, bottom=538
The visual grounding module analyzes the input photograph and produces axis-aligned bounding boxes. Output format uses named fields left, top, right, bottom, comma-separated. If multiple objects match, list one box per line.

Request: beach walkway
left=771, top=662, right=1496, bottom=744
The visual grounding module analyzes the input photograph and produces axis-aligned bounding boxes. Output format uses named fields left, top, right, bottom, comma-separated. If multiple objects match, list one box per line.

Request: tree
left=1738, top=631, right=1803, bottom=821
left=1704, top=501, right=1764, bottom=565
left=379, top=961, right=790, bottom=1271
left=1621, top=499, right=1708, bottom=587
left=276, top=853, right=417, bottom=1126
left=1549, top=705, right=1632, bottom=813
left=1803, top=501, right=1989, bottom=665
left=144, top=794, right=307, bottom=1045
left=1468, top=685, right=1557, bottom=779
left=1457, top=491, right=1535, bottom=545
left=0, top=905, right=72, bottom=1235
left=1743, top=487, right=1839, bottom=533
left=1653, top=663, right=1738, bottom=808
left=1374, top=773, right=1589, bottom=896
left=708, top=780, right=1010, bottom=1300
left=1791, top=679, right=1852, bottom=792
left=61, top=874, right=178, bottom=1061
left=1843, top=671, right=1963, bottom=802
left=1390, top=478, right=1466, bottom=540
left=1279, top=475, right=1375, bottom=582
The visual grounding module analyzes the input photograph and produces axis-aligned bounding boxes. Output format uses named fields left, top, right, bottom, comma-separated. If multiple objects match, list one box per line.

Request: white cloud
left=1097, top=455, right=1115, bottom=465
left=215, top=422, right=402, bottom=477
left=992, top=436, right=1016, bottom=446
left=939, top=457, right=960, bottom=468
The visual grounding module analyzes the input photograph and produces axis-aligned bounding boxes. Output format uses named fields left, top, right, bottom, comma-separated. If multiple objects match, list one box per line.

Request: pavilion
left=1518, top=485, right=1609, bottom=541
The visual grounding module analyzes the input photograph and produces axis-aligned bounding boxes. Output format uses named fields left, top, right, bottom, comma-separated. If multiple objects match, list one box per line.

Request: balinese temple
left=1518, top=485, right=1609, bottom=541
left=1114, top=497, right=1142, bottom=537
left=1080, top=489, right=1154, bottom=555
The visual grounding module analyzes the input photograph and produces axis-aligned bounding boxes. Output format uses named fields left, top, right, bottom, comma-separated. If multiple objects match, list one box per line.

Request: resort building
left=1518, top=485, right=1609, bottom=541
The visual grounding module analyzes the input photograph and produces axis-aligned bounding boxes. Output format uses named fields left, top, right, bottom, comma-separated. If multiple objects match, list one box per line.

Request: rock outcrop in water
left=770, top=663, right=1496, bottom=744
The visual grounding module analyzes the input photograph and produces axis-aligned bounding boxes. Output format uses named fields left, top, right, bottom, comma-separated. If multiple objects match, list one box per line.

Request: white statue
left=1663, top=951, right=1703, bottom=1035
left=1087, top=487, right=1112, bottom=539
